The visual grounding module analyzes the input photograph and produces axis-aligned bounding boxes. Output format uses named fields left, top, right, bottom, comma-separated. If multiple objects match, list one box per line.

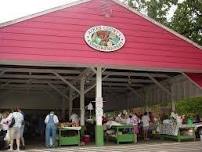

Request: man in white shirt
left=44, top=111, right=59, bottom=148
left=141, top=112, right=150, bottom=141
left=10, top=109, right=24, bottom=151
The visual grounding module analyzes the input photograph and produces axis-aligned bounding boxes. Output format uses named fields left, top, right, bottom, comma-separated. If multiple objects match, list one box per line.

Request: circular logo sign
left=84, top=26, right=125, bottom=52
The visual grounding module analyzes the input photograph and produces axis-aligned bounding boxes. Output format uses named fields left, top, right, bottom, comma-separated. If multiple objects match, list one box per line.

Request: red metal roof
left=185, top=73, right=202, bottom=89
left=0, top=0, right=202, bottom=72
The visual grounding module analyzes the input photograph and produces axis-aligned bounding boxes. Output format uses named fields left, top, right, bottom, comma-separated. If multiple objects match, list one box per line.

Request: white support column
left=96, top=67, right=103, bottom=126
left=69, top=89, right=73, bottom=120
left=95, top=67, right=104, bottom=146
left=80, top=77, right=85, bottom=126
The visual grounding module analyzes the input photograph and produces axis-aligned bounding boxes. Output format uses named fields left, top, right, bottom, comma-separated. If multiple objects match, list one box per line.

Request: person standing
left=141, top=112, right=150, bottom=141
left=70, top=113, right=79, bottom=127
left=132, top=113, right=140, bottom=135
left=44, top=111, right=59, bottom=148
left=9, top=108, right=24, bottom=151
left=17, top=108, right=25, bottom=150
left=0, top=112, right=9, bottom=149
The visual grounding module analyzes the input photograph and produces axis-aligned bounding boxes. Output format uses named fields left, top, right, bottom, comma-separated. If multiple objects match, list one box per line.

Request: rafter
left=0, top=68, right=81, bottom=74
left=0, top=84, right=66, bottom=89
left=147, top=74, right=171, bottom=95
left=0, top=81, right=10, bottom=89
left=0, top=79, right=68, bottom=85
left=103, top=71, right=170, bottom=78
left=127, top=86, right=144, bottom=99
left=47, top=82, right=69, bottom=100
left=53, top=72, right=80, bottom=94
left=0, top=74, right=76, bottom=80
left=84, top=74, right=110, bottom=94
left=0, top=70, right=6, bottom=76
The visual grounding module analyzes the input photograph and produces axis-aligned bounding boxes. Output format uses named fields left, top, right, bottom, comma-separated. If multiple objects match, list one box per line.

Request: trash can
left=81, top=135, right=90, bottom=145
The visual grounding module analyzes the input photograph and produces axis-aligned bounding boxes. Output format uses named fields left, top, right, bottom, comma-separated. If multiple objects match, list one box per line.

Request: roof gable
left=0, top=0, right=202, bottom=72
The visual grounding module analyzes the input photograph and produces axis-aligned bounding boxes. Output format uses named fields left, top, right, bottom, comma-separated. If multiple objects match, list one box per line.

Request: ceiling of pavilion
left=0, top=65, right=179, bottom=99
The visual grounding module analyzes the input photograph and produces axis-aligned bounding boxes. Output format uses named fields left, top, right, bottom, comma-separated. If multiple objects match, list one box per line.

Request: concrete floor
left=18, top=141, right=202, bottom=152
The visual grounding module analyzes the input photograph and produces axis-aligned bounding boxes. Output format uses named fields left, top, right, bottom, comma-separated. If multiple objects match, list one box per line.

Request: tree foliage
left=176, top=97, right=202, bottom=117
left=124, top=0, right=202, bottom=45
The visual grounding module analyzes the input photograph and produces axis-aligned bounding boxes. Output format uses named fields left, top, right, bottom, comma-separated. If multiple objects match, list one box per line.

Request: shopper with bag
left=9, top=108, right=24, bottom=151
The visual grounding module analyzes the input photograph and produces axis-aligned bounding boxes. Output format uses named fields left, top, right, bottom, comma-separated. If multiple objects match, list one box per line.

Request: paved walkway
left=26, top=142, right=202, bottom=152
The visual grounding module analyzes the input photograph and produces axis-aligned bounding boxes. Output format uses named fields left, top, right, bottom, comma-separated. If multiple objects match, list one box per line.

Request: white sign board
left=85, top=26, right=125, bottom=52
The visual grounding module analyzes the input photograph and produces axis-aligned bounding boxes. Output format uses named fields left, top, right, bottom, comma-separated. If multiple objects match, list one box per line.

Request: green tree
left=176, top=97, right=202, bottom=117
left=125, top=0, right=202, bottom=45
left=170, top=0, right=202, bottom=45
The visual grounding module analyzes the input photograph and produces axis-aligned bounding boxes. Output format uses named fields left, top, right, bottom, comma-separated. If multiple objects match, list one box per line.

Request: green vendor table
left=160, top=124, right=196, bottom=142
left=58, top=127, right=81, bottom=146
left=107, top=125, right=137, bottom=144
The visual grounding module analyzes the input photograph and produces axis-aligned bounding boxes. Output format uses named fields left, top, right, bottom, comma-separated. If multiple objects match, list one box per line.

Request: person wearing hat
left=44, top=111, right=59, bottom=148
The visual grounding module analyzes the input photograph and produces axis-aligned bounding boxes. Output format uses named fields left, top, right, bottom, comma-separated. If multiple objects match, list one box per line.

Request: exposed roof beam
left=47, top=82, right=69, bottom=100
left=102, top=78, right=153, bottom=83
left=0, top=79, right=69, bottom=85
left=76, top=68, right=91, bottom=80
left=102, top=83, right=143, bottom=87
left=0, top=74, right=76, bottom=80
left=0, top=84, right=140, bottom=92
left=0, top=79, right=144, bottom=88
left=90, top=67, right=97, bottom=74
left=103, top=87, right=128, bottom=90
left=0, top=68, right=81, bottom=74
left=41, top=88, right=58, bottom=99
left=147, top=74, right=171, bottom=95
left=0, top=75, right=154, bottom=83
left=72, top=74, right=110, bottom=100
left=0, top=84, right=66, bottom=89
left=53, top=72, right=80, bottom=94
left=0, top=70, right=6, bottom=76
left=103, top=71, right=170, bottom=78
left=84, top=74, right=110, bottom=94
left=0, top=81, right=10, bottom=89
left=127, top=86, right=144, bottom=99
left=0, top=68, right=171, bottom=78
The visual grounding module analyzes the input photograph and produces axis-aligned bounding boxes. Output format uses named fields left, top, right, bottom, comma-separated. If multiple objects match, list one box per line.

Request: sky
left=0, top=0, right=78, bottom=23
left=0, top=0, right=184, bottom=24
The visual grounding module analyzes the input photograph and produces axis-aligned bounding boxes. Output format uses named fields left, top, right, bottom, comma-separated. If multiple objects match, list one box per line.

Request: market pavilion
left=0, top=0, right=202, bottom=146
